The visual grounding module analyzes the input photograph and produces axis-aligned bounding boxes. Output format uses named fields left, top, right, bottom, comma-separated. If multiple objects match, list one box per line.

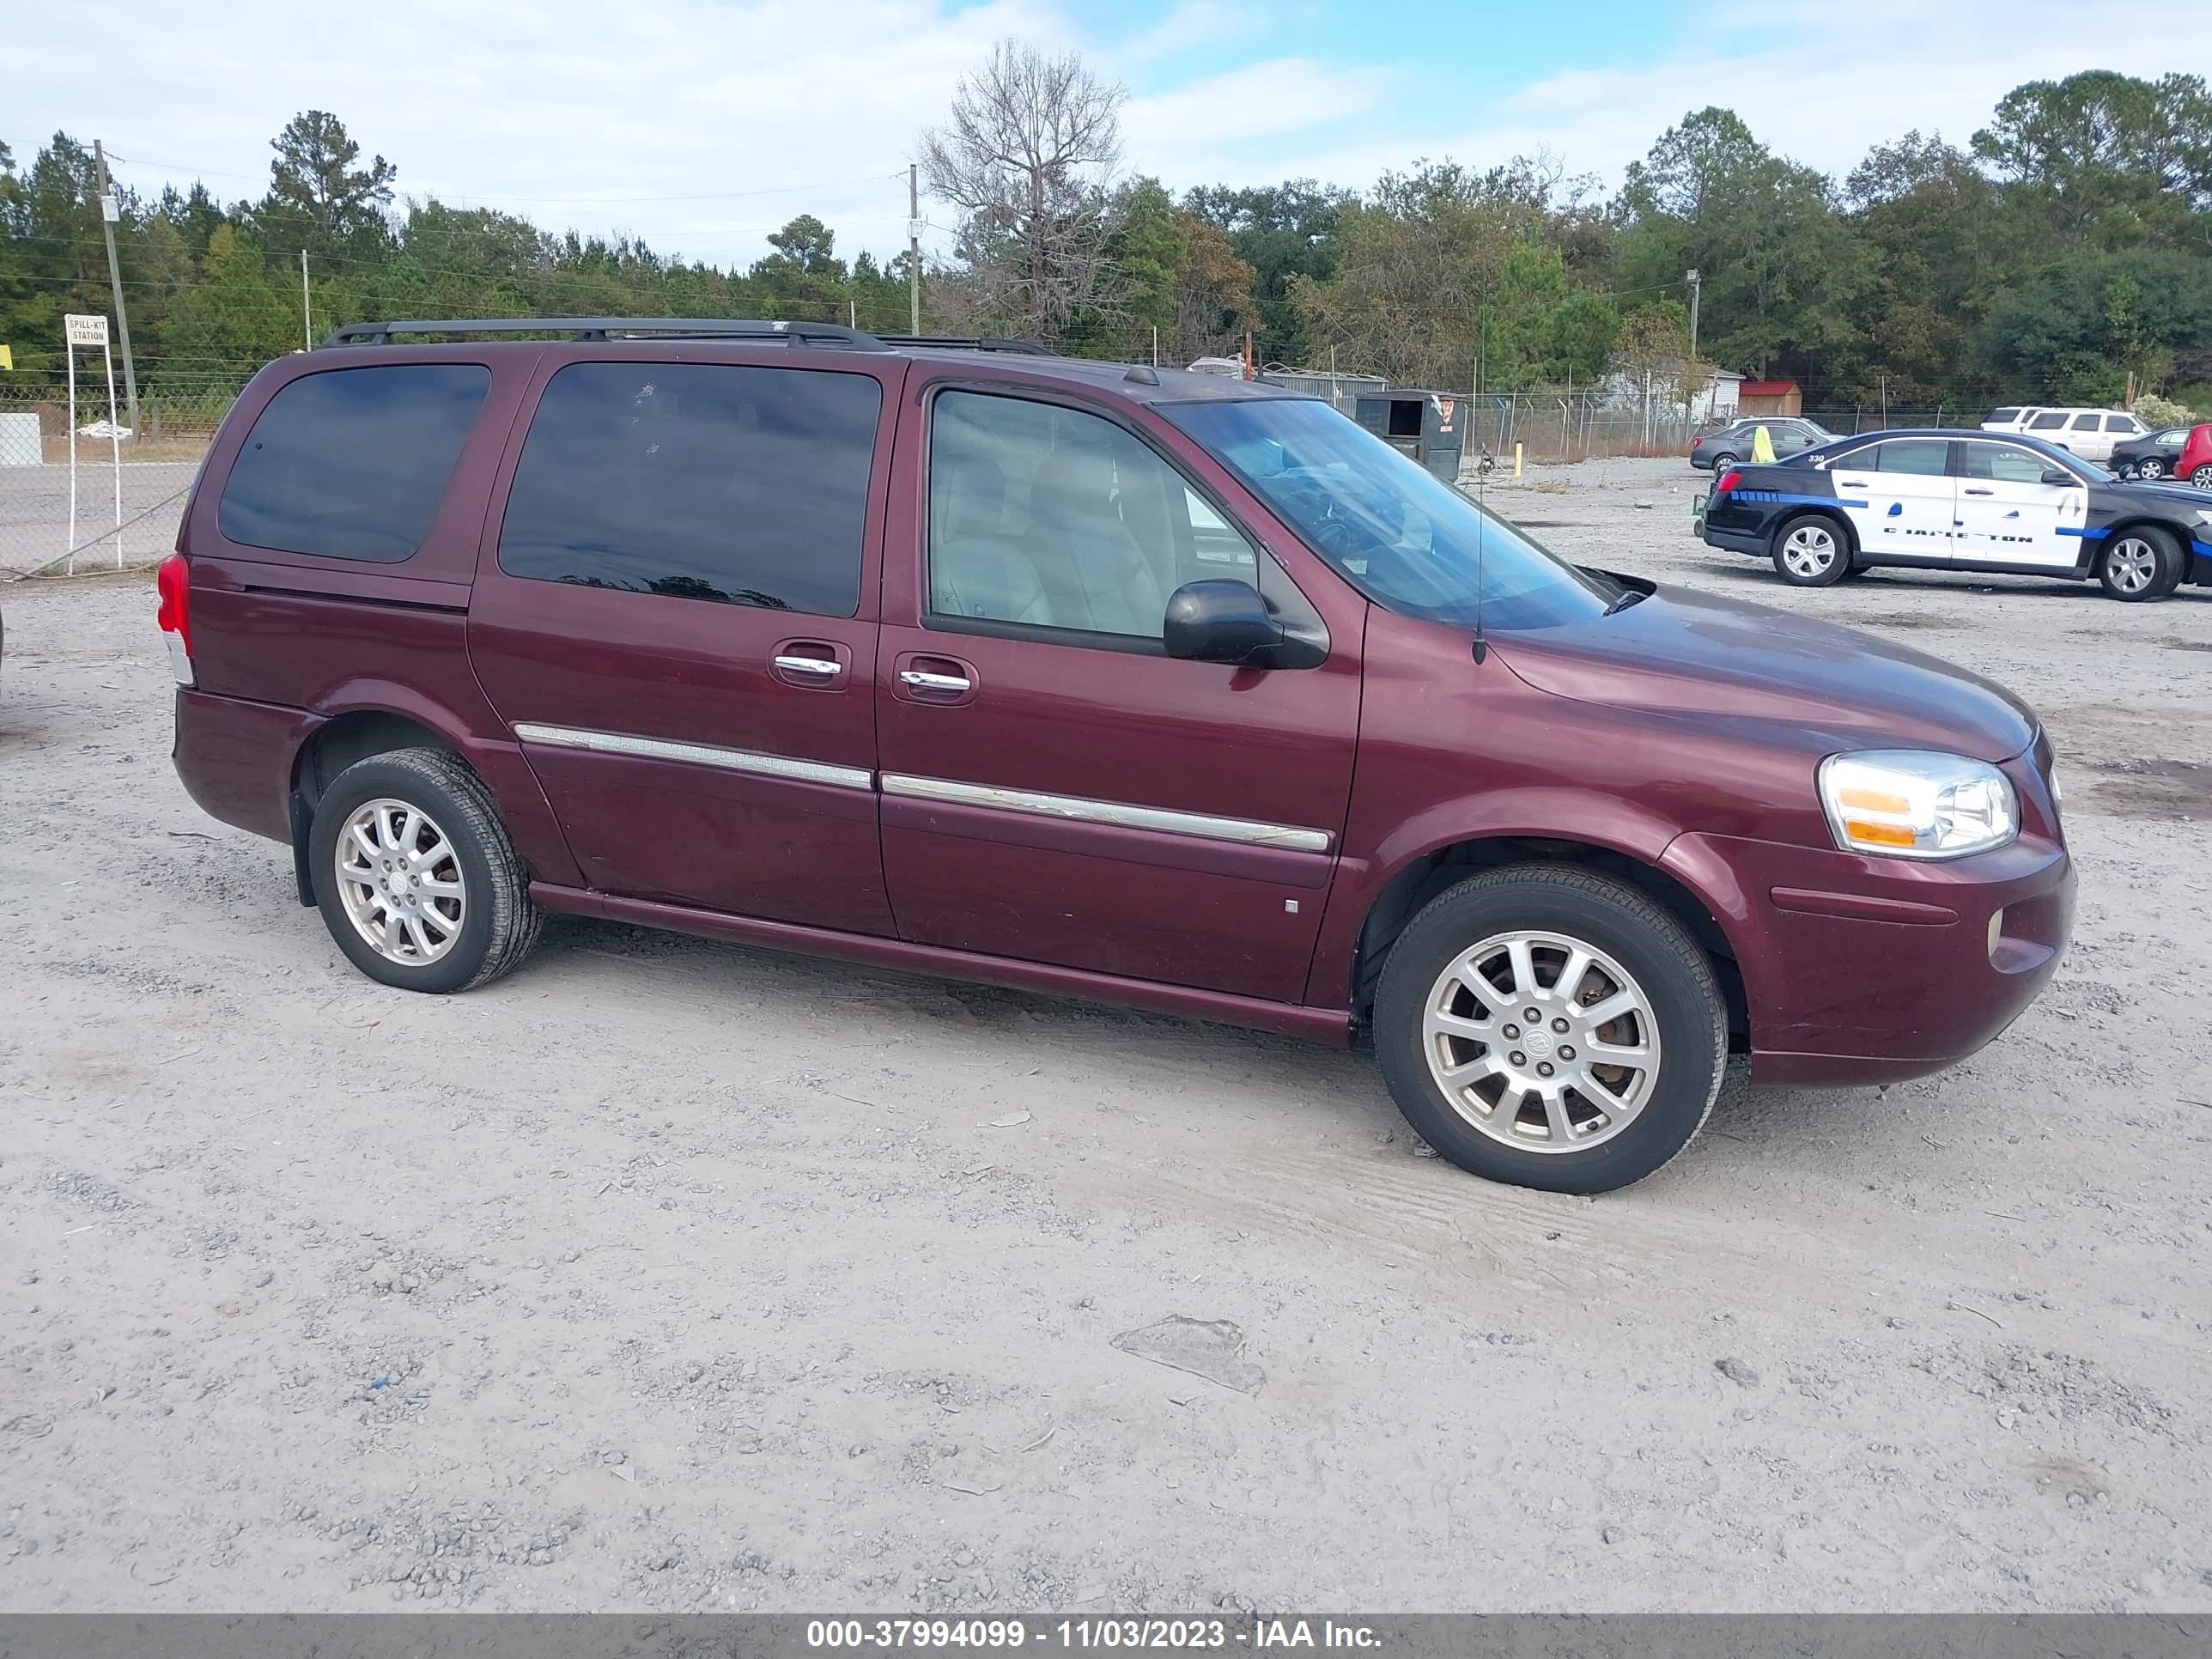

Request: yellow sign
left=0, top=345, right=13, bottom=371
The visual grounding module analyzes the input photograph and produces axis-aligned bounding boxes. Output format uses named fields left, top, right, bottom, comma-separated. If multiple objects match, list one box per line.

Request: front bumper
left=1662, top=819, right=2074, bottom=1088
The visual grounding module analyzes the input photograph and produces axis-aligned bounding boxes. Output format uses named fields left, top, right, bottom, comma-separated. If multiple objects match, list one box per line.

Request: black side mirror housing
left=2040, top=467, right=2075, bottom=486
left=1164, top=579, right=1285, bottom=666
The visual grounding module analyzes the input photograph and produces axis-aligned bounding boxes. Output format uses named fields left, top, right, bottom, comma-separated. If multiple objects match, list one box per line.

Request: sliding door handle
left=899, top=669, right=972, bottom=694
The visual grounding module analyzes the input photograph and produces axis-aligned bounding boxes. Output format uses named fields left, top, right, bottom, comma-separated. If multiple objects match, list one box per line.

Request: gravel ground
left=3, top=456, right=2209, bottom=1613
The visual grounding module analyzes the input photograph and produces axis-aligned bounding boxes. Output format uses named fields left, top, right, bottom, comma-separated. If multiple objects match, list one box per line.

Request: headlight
left=1818, top=750, right=2019, bottom=860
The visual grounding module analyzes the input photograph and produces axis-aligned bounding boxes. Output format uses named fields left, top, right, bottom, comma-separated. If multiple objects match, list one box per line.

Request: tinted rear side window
left=218, top=365, right=489, bottom=562
left=498, top=362, right=880, bottom=616
left=2028, top=413, right=2068, bottom=431
left=1986, top=408, right=2021, bottom=424
left=1869, top=439, right=1950, bottom=476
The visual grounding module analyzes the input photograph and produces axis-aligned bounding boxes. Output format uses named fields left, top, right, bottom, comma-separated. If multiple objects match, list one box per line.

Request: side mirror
left=1164, top=579, right=1283, bottom=666
left=2039, top=467, right=2075, bottom=486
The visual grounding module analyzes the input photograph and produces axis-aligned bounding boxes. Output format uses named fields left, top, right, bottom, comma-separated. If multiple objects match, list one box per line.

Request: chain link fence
left=0, top=382, right=230, bottom=577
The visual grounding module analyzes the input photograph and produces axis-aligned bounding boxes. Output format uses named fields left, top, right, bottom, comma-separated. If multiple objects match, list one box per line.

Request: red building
left=1740, top=379, right=1802, bottom=416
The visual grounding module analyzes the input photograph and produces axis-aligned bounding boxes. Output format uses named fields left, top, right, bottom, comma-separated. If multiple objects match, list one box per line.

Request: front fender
left=1302, top=785, right=1736, bottom=1012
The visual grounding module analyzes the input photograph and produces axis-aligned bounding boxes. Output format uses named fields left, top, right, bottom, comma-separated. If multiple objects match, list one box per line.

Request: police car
left=1698, top=428, right=2212, bottom=601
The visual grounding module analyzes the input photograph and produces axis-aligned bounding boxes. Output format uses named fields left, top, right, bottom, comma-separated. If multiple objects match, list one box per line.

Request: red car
left=161, top=318, right=2072, bottom=1194
left=2174, top=422, right=2212, bottom=487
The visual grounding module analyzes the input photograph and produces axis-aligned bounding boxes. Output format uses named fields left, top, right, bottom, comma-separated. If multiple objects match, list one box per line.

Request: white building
left=1601, top=362, right=1742, bottom=424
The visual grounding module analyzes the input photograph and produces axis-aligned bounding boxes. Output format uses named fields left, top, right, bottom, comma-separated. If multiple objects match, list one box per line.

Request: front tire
left=1373, top=865, right=1728, bottom=1194
left=2097, top=527, right=2182, bottom=602
left=309, top=747, right=541, bottom=993
left=1771, top=513, right=1850, bottom=586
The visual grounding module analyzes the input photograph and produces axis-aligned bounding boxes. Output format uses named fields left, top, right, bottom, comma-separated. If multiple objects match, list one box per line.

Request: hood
left=2112, top=480, right=2211, bottom=514
left=1494, top=583, right=2039, bottom=764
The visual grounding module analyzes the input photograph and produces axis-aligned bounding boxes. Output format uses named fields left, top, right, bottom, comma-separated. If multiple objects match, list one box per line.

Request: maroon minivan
left=161, top=319, right=2073, bottom=1194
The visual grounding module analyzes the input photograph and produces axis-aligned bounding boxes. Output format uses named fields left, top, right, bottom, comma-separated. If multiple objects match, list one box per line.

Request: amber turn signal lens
left=1840, top=818, right=1917, bottom=848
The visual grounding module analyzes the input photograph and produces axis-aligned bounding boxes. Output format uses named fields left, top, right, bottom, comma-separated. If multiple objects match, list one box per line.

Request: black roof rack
left=872, top=334, right=1059, bottom=356
left=320, top=318, right=890, bottom=350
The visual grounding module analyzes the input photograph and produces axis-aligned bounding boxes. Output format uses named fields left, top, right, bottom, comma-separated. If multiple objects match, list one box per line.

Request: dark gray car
left=2109, top=427, right=2191, bottom=481
left=1688, top=416, right=1835, bottom=471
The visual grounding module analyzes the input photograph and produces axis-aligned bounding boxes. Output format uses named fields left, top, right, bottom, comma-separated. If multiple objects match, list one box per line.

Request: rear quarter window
left=217, top=365, right=490, bottom=562
left=2028, top=413, right=2069, bottom=431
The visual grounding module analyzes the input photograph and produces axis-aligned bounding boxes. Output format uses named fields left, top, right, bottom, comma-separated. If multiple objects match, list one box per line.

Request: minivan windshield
left=1164, top=398, right=1613, bottom=631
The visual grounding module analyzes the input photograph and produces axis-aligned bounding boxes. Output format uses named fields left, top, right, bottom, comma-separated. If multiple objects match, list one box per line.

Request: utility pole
left=907, top=163, right=921, bottom=336
left=92, top=141, right=140, bottom=440
left=1685, top=268, right=1701, bottom=362
left=301, top=249, right=313, bottom=349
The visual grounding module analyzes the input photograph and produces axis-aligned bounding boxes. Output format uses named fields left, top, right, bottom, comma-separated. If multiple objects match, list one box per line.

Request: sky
left=11, top=0, right=2205, bottom=271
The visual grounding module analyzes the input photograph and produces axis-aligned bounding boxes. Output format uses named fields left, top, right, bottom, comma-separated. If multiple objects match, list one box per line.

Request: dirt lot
left=3, top=456, right=2209, bottom=1613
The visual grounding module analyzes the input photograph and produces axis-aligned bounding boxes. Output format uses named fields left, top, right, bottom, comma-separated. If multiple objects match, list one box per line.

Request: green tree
left=1183, top=179, right=1346, bottom=365
left=1288, top=161, right=1540, bottom=388
left=257, top=110, right=396, bottom=262
left=1972, top=72, right=2212, bottom=247
left=1613, top=108, right=1865, bottom=386
left=1476, top=241, right=1618, bottom=388
left=163, top=223, right=298, bottom=368
left=1838, top=132, right=2016, bottom=403
left=750, top=214, right=848, bottom=318
left=1978, top=250, right=2212, bottom=404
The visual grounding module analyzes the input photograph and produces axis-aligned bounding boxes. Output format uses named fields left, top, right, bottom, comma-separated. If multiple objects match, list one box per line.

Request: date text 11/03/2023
left=805, top=1620, right=1387, bottom=1650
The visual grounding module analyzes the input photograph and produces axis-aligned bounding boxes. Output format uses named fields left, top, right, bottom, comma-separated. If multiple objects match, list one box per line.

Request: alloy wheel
left=1420, top=930, right=1663, bottom=1154
left=2137, top=458, right=2166, bottom=480
left=335, top=797, right=468, bottom=965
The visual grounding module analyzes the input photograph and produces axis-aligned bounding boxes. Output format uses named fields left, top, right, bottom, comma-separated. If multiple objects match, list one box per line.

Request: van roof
left=313, top=316, right=1310, bottom=407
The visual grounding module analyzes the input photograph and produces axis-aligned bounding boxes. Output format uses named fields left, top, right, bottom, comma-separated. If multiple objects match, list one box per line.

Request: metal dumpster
left=1353, top=390, right=1465, bottom=481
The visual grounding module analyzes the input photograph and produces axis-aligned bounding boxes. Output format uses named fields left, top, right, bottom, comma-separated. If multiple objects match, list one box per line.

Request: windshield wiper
left=1604, top=586, right=1647, bottom=616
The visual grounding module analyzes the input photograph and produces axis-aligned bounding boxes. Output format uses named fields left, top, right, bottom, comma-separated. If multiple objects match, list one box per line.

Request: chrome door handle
left=774, top=654, right=843, bottom=678
left=899, top=669, right=971, bottom=693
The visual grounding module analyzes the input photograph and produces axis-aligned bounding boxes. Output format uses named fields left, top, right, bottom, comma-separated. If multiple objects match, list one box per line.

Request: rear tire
left=1771, top=513, right=1850, bottom=586
left=309, top=747, right=541, bottom=993
left=1372, top=865, right=1728, bottom=1194
left=1707, top=452, right=1738, bottom=474
left=2097, top=527, right=2182, bottom=602
left=2136, top=458, right=2166, bottom=481
left=2193, top=465, right=2212, bottom=489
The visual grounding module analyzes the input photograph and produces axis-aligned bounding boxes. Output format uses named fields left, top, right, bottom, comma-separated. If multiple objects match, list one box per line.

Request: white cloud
left=1123, top=58, right=1392, bottom=158
left=12, top=0, right=2209, bottom=277
left=13, top=0, right=1073, bottom=267
left=1225, top=0, right=2212, bottom=192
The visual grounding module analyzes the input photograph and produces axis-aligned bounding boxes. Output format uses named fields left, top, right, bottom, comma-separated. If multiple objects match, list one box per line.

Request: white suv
left=1997, top=407, right=2146, bottom=463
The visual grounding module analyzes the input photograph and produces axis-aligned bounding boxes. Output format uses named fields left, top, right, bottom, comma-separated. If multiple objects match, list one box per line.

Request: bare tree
left=922, top=40, right=1126, bottom=342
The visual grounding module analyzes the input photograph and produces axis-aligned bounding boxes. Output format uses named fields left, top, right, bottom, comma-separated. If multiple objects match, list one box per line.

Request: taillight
left=1715, top=468, right=1742, bottom=495
left=156, top=553, right=194, bottom=686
